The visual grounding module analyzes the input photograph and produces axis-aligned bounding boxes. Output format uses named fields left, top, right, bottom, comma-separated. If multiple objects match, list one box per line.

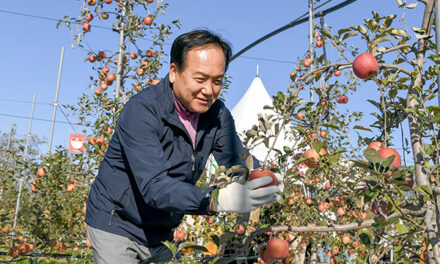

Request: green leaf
left=246, top=155, right=254, bottom=171
left=406, top=3, right=417, bottom=8
left=396, top=222, right=409, bottom=235
left=162, top=241, right=177, bottom=256
left=391, top=29, right=407, bottom=37
left=342, top=31, right=358, bottom=41
left=311, top=141, right=324, bottom=152
left=321, top=123, right=340, bottom=130
left=178, top=241, right=209, bottom=253
left=364, top=148, right=381, bottom=163
left=352, top=25, right=367, bottom=35
left=396, top=0, right=403, bottom=6
left=412, top=27, right=426, bottom=34
left=359, top=233, right=371, bottom=246
left=414, top=185, right=433, bottom=198
left=353, top=125, right=373, bottom=132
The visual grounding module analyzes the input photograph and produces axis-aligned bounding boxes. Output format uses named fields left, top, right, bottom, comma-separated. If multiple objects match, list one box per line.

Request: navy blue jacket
left=85, top=74, right=259, bottom=247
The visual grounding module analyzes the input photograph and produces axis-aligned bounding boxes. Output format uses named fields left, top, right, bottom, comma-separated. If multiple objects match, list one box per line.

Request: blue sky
left=0, top=1, right=425, bottom=158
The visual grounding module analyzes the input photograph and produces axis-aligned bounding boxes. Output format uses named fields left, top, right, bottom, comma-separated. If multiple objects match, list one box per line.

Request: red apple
left=377, top=147, right=401, bottom=168
left=173, top=229, right=185, bottom=242
left=248, top=169, right=277, bottom=188
left=82, top=22, right=91, bottom=32
left=302, top=58, right=312, bottom=67
left=334, top=70, right=341, bottom=76
left=101, top=12, right=109, bottom=19
left=236, top=225, right=245, bottom=235
left=85, top=12, right=93, bottom=22
left=102, top=66, right=110, bottom=74
left=146, top=49, right=154, bottom=57
left=88, top=54, right=96, bottom=62
left=107, top=73, right=116, bottom=82
left=367, top=141, right=384, bottom=150
left=371, top=200, right=388, bottom=215
left=130, top=52, right=138, bottom=59
left=143, top=16, right=153, bottom=25
left=98, top=51, right=106, bottom=59
left=37, top=167, right=47, bottom=177
left=352, top=53, right=378, bottom=80
left=264, top=238, right=289, bottom=261
left=104, top=0, right=112, bottom=3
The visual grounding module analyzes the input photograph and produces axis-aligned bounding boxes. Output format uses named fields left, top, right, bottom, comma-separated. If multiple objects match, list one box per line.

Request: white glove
left=213, top=176, right=280, bottom=213
left=274, top=173, right=284, bottom=202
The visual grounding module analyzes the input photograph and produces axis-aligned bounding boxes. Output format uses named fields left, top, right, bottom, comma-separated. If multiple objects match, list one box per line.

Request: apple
left=152, top=79, right=161, bottom=85
left=146, top=49, right=154, bottom=57
left=82, top=22, right=91, bottom=32
left=289, top=71, right=296, bottom=81
left=263, top=238, right=289, bottom=261
left=342, top=234, right=351, bottom=244
left=107, top=73, right=116, bottom=82
left=9, top=246, right=20, bottom=257
left=330, top=258, right=338, bottom=264
left=352, top=53, right=378, bottom=80
left=85, top=12, right=93, bottom=22
left=318, top=203, right=326, bottom=212
left=98, top=51, right=106, bottom=59
left=377, top=147, right=401, bottom=168
left=305, top=198, right=313, bottom=205
left=337, top=207, right=346, bottom=216
left=136, top=68, right=145, bottom=76
left=236, top=225, right=245, bottom=235
left=248, top=168, right=277, bottom=188
left=371, top=200, right=388, bottom=215
left=302, top=58, right=312, bottom=67
left=320, top=130, right=327, bottom=138
left=130, top=52, right=138, bottom=59
left=88, top=54, right=96, bottom=62
left=296, top=112, right=304, bottom=119
left=37, top=167, right=47, bottom=177
left=88, top=136, right=96, bottom=145
left=104, top=0, right=112, bottom=3
left=101, top=12, right=109, bottom=19
left=140, top=60, right=149, bottom=68
left=102, top=66, right=110, bottom=74
left=67, top=183, right=76, bottom=192
left=100, top=82, right=108, bottom=90
left=143, top=16, right=153, bottom=25
left=134, top=84, right=142, bottom=92
left=2, top=225, right=10, bottom=233
left=173, top=229, right=185, bottom=242
left=303, top=148, right=326, bottom=168
left=316, top=40, right=323, bottom=47
left=336, top=95, right=348, bottom=104
left=334, top=70, right=341, bottom=76
left=367, top=141, right=384, bottom=150
left=147, top=0, right=154, bottom=2
left=88, top=0, right=96, bottom=6
left=332, top=245, right=340, bottom=255
left=325, top=181, right=332, bottom=189
left=94, top=88, right=103, bottom=96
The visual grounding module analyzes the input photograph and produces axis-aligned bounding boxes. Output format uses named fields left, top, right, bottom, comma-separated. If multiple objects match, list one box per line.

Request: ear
left=169, top=63, right=177, bottom=84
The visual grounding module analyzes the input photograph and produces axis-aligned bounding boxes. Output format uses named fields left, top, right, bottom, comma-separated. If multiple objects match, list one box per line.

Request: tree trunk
left=408, top=0, right=440, bottom=263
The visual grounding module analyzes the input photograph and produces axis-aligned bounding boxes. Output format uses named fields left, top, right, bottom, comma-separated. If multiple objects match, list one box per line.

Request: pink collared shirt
left=173, top=95, right=199, bottom=150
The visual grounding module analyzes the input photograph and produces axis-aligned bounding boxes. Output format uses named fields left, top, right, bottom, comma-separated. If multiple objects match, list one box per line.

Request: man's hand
left=213, top=176, right=280, bottom=213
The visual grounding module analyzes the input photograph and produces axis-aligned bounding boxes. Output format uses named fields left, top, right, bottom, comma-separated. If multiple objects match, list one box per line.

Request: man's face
left=169, top=44, right=225, bottom=113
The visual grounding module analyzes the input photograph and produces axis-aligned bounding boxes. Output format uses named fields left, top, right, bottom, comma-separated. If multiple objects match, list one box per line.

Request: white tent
left=230, top=67, right=295, bottom=163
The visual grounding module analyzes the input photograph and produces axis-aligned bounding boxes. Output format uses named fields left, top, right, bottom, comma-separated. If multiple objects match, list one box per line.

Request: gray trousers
left=87, top=225, right=173, bottom=264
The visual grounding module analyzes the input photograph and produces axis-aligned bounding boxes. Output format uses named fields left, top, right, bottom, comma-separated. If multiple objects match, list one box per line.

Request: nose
left=201, top=81, right=214, bottom=97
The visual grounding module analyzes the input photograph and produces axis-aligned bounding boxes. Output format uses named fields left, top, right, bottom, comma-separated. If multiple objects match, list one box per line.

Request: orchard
left=1, top=0, right=440, bottom=263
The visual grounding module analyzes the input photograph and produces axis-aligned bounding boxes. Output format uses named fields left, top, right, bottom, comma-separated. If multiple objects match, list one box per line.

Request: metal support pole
left=115, top=1, right=126, bottom=100
left=320, top=15, right=327, bottom=62
left=48, top=47, right=65, bottom=153
left=13, top=93, right=36, bottom=231
left=308, top=0, right=315, bottom=104
left=435, top=0, right=440, bottom=105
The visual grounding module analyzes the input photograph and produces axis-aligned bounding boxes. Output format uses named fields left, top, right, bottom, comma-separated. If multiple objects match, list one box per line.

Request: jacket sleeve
left=211, top=105, right=260, bottom=171
left=116, top=98, right=212, bottom=215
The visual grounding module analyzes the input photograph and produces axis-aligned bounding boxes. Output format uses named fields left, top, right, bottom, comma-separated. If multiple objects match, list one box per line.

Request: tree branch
left=379, top=63, right=412, bottom=76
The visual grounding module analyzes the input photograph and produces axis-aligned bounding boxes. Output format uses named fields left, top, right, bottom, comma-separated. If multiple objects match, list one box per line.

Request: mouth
left=196, top=98, right=212, bottom=105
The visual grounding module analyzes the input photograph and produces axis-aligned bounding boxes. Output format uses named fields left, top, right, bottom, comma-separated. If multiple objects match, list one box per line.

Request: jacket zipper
left=108, top=209, right=115, bottom=226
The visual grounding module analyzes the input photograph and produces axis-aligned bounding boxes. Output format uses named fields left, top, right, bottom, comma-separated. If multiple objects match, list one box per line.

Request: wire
left=0, top=97, right=51, bottom=106
left=0, top=112, right=84, bottom=127
left=0, top=8, right=308, bottom=65
left=57, top=105, right=79, bottom=133
left=0, top=9, right=162, bottom=44
left=239, top=55, right=295, bottom=64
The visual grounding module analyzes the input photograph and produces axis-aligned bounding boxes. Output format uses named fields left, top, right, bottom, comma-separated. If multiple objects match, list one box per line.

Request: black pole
left=230, top=0, right=357, bottom=62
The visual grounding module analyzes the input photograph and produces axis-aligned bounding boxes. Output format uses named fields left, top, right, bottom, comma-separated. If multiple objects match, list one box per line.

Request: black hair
left=170, top=29, right=232, bottom=72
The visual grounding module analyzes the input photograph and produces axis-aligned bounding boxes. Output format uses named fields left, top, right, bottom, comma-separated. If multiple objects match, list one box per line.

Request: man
left=85, top=29, right=282, bottom=264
